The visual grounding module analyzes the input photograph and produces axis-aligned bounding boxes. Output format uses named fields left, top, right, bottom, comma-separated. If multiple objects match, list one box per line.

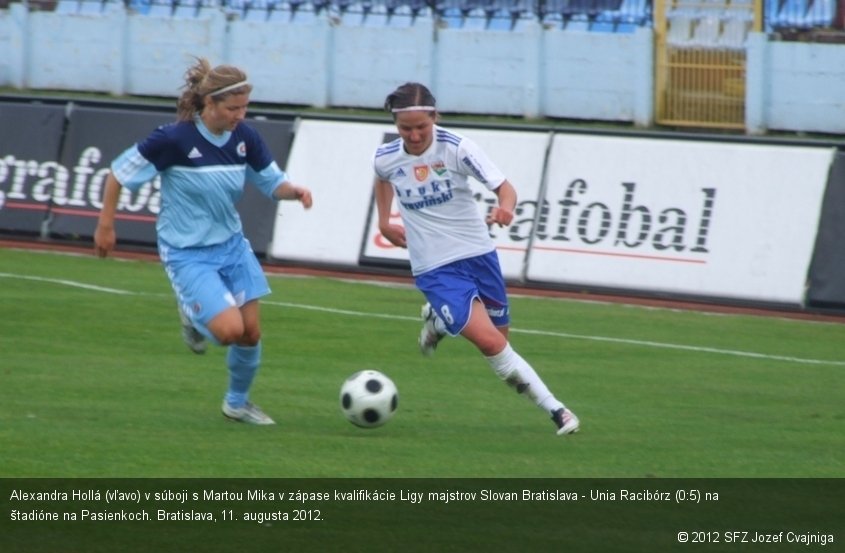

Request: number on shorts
left=438, top=304, right=454, bottom=325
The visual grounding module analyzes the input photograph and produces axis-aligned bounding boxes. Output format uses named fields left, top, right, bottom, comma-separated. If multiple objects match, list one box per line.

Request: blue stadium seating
left=267, top=2, right=294, bottom=21
left=487, top=7, right=514, bottom=29
left=388, top=3, right=415, bottom=26
left=119, top=0, right=838, bottom=34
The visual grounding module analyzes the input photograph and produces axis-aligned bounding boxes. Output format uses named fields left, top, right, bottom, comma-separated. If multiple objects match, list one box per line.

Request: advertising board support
left=805, top=149, right=845, bottom=309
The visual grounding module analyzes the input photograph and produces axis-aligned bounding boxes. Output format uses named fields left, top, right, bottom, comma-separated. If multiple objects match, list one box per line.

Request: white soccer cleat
left=551, top=408, right=580, bottom=436
left=221, top=401, right=276, bottom=425
left=418, top=302, right=445, bottom=357
left=178, top=305, right=207, bottom=355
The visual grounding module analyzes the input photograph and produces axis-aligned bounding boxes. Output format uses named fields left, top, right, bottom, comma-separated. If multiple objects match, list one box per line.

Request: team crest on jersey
left=237, top=141, right=247, bottom=157
left=431, top=161, right=447, bottom=176
left=414, top=165, right=429, bottom=181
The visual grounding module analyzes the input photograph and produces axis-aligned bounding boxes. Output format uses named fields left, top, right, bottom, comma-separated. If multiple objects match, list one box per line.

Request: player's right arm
left=94, top=172, right=122, bottom=258
left=374, top=178, right=406, bottom=248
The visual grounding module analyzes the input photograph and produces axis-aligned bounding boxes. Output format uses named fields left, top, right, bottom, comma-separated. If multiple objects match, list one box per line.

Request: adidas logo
left=188, top=147, right=202, bottom=159
left=395, top=168, right=406, bottom=177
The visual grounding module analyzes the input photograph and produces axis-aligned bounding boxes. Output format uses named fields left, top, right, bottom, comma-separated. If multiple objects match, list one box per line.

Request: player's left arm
left=487, top=180, right=516, bottom=228
left=246, top=128, right=312, bottom=208
left=273, top=181, right=313, bottom=209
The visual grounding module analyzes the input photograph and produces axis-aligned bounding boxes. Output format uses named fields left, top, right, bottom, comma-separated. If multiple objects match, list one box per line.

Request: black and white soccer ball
left=339, top=370, right=398, bottom=428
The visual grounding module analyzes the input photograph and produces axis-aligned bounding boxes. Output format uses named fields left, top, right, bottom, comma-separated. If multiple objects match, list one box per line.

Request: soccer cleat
left=551, top=408, right=580, bottom=436
left=221, top=401, right=276, bottom=425
left=418, top=302, right=445, bottom=357
left=178, top=305, right=207, bottom=355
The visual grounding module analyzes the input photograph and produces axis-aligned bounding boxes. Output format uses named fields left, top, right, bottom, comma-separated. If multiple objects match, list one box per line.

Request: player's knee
left=239, top=328, right=261, bottom=347
left=212, top=323, right=246, bottom=345
left=473, top=333, right=508, bottom=357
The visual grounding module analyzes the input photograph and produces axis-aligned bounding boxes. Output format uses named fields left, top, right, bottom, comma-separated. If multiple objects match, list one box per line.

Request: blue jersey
left=111, top=117, right=287, bottom=248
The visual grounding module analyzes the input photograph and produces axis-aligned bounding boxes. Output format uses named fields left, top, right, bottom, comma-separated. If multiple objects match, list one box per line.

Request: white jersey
left=373, top=126, right=506, bottom=275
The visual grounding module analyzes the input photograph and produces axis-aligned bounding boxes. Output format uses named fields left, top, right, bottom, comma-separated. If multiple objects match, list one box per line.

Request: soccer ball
left=339, top=370, right=398, bottom=428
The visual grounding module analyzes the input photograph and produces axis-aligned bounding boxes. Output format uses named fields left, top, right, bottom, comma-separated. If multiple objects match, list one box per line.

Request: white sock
left=485, top=343, right=564, bottom=413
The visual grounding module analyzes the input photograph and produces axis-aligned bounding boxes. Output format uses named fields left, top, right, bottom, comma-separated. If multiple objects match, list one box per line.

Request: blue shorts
left=159, top=233, right=270, bottom=332
left=414, top=251, right=509, bottom=336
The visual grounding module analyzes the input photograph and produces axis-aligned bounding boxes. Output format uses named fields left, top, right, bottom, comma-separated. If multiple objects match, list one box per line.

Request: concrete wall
left=746, top=31, right=845, bottom=134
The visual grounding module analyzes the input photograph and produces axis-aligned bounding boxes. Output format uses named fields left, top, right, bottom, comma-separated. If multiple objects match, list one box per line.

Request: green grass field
left=1, top=246, right=843, bottom=479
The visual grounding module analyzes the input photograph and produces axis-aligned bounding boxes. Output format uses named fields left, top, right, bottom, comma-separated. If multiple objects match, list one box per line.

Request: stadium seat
left=512, top=8, right=537, bottom=30
left=414, top=4, right=434, bottom=21
left=487, top=7, right=513, bottom=30
left=267, top=1, right=294, bottom=20
left=462, top=7, right=488, bottom=29
left=592, top=2, right=622, bottom=32
left=541, top=11, right=565, bottom=29
left=173, top=0, right=199, bottom=17
left=806, top=0, right=836, bottom=26
left=196, top=0, right=220, bottom=16
left=565, top=13, right=591, bottom=31
left=440, top=6, right=464, bottom=27
left=691, top=14, right=722, bottom=45
left=388, top=4, right=414, bottom=26
left=561, top=0, right=592, bottom=19
left=667, top=13, right=694, bottom=45
left=615, top=0, right=649, bottom=31
left=364, top=2, right=390, bottom=25
left=340, top=1, right=367, bottom=25
left=291, top=0, right=319, bottom=23
left=717, top=15, right=750, bottom=48
left=774, top=0, right=810, bottom=27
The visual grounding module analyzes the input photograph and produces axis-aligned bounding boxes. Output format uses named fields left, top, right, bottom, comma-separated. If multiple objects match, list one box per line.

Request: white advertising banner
left=270, top=119, right=395, bottom=265
left=526, top=134, right=835, bottom=304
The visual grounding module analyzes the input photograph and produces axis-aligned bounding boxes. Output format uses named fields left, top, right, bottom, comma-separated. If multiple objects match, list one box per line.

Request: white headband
left=210, top=80, right=250, bottom=97
left=391, top=105, right=436, bottom=113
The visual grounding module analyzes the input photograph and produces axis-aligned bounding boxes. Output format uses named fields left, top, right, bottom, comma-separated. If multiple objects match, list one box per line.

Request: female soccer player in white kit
left=94, top=57, right=313, bottom=425
left=372, top=82, right=579, bottom=435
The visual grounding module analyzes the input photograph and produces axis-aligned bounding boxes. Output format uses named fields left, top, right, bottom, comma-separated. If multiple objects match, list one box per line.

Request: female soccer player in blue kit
left=373, top=82, right=579, bottom=435
left=94, top=57, right=312, bottom=425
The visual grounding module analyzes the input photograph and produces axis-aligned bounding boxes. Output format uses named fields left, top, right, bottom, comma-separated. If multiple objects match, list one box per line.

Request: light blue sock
left=224, top=342, right=261, bottom=408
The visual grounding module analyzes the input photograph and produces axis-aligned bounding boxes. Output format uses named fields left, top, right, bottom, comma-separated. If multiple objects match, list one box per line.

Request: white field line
left=0, top=272, right=137, bottom=295
left=3, top=272, right=844, bottom=367
left=262, top=301, right=845, bottom=367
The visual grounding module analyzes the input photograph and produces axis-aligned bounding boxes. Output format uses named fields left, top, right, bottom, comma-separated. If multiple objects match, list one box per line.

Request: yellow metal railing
left=654, top=0, right=762, bottom=129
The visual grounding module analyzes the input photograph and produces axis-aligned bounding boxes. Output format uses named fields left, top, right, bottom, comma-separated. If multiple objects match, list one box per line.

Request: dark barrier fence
left=0, top=103, right=66, bottom=236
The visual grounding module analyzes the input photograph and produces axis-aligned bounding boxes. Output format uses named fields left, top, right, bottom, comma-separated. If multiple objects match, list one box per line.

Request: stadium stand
left=55, top=0, right=838, bottom=37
